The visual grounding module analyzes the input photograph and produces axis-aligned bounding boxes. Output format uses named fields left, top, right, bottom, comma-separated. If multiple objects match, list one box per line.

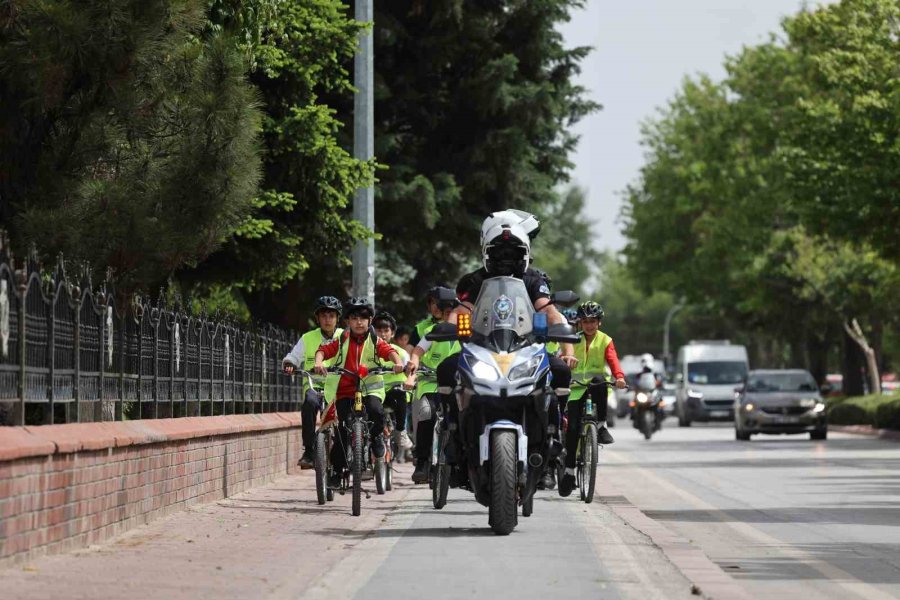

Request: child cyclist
left=314, top=298, right=404, bottom=486
left=282, top=296, right=344, bottom=469
left=559, top=301, right=627, bottom=497
left=372, top=311, right=414, bottom=455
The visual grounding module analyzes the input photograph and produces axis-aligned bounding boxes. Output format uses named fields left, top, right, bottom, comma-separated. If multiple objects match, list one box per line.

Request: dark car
left=734, top=369, right=827, bottom=441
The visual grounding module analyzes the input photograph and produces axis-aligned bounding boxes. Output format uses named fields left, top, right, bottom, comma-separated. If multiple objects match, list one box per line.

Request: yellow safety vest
left=417, top=321, right=460, bottom=396
left=301, top=328, right=343, bottom=402
left=570, top=331, right=612, bottom=402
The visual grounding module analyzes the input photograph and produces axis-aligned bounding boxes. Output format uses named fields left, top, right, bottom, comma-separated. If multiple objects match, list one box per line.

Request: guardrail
left=0, top=233, right=300, bottom=426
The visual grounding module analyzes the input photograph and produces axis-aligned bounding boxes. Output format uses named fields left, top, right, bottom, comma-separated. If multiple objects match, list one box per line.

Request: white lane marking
left=293, top=483, right=425, bottom=600
left=606, top=450, right=897, bottom=600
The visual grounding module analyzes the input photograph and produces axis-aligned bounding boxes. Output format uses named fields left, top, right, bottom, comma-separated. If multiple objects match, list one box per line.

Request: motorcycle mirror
left=549, top=290, right=579, bottom=307
left=426, top=321, right=460, bottom=342
left=546, top=322, right=580, bottom=344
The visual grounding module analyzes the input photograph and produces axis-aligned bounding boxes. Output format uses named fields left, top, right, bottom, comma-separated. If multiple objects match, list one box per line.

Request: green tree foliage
left=622, top=0, right=900, bottom=386
left=184, top=0, right=374, bottom=327
left=0, top=0, right=262, bottom=292
left=367, top=0, right=598, bottom=324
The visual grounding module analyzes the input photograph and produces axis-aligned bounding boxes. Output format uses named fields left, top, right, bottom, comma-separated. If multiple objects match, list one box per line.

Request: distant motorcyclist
left=559, top=301, right=626, bottom=497
left=282, top=296, right=344, bottom=469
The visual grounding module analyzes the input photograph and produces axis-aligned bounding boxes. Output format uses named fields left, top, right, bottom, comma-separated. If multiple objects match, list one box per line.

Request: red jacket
left=318, top=332, right=396, bottom=399
left=605, top=340, right=625, bottom=380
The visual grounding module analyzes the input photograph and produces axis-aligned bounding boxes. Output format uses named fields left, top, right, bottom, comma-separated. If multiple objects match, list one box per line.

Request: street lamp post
left=352, top=0, right=375, bottom=304
left=663, top=297, right=686, bottom=369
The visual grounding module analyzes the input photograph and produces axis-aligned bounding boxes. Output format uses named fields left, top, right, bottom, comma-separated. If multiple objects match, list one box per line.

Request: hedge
left=826, top=394, right=900, bottom=430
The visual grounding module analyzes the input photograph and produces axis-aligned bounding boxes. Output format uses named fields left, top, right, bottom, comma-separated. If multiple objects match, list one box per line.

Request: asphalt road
left=606, top=417, right=900, bottom=599
left=4, top=420, right=899, bottom=600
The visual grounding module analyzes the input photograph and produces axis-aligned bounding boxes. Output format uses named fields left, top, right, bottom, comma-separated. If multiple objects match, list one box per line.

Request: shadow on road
left=315, top=526, right=496, bottom=539
left=642, top=506, right=900, bottom=527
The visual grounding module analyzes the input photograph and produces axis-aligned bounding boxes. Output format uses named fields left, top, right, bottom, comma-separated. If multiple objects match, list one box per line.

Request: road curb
left=831, top=424, right=900, bottom=442
left=601, top=491, right=752, bottom=600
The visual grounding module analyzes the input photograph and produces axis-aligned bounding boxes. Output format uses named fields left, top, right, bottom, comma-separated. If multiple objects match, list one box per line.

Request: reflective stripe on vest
left=570, top=331, right=612, bottom=401
left=417, top=321, right=460, bottom=396
left=337, top=332, right=386, bottom=400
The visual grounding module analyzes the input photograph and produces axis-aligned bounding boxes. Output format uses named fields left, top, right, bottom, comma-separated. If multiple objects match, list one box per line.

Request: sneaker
left=298, top=452, right=314, bottom=470
left=558, top=471, right=576, bottom=497
left=598, top=426, right=615, bottom=445
left=372, top=436, right=386, bottom=459
left=397, top=430, right=413, bottom=450
left=328, top=471, right=342, bottom=488
left=541, top=467, right=557, bottom=491
left=412, top=459, right=429, bottom=484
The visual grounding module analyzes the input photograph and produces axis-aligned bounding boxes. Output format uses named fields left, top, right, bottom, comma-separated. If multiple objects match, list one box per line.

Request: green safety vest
left=335, top=331, right=387, bottom=401
left=380, top=343, right=410, bottom=388
left=414, top=316, right=438, bottom=342
left=417, top=321, right=460, bottom=397
left=570, top=331, right=612, bottom=402
left=301, top=328, right=343, bottom=402
left=546, top=341, right=560, bottom=356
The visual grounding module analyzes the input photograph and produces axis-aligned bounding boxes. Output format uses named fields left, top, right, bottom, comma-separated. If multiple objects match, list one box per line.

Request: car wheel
left=810, top=428, right=827, bottom=441
left=735, top=428, right=751, bottom=441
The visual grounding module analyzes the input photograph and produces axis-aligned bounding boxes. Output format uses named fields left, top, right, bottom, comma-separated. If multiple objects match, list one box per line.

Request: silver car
left=734, top=369, right=827, bottom=441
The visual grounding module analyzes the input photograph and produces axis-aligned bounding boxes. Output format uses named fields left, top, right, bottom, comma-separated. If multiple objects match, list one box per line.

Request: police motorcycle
left=427, top=280, right=579, bottom=535
left=631, top=371, right=664, bottom=440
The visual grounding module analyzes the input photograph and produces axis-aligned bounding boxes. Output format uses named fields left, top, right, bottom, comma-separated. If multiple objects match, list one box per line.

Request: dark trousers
left=564, top=381, right=608, bottom=468
left=331, top=395, right=385, bottom=471
left=383, top=388, right=408, bottom=432
left=300, top=389, right=324, bottom=455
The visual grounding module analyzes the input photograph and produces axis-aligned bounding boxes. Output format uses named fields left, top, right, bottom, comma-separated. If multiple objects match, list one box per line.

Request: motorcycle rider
left=372, top=311, right=414, bottom=455
left=282, top=296, right=344, bottom=469
left=404, top=287, right=460, bottom=484
left=559, top=301, right=627, bottom=497
left=407, top=209, right=575, bottom=490
left=313, top=298, right=404, bottom=487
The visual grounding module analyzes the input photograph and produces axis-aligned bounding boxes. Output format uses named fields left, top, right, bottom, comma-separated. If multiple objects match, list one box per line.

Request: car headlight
left=800, top=398, right=817, bottom=408
left=687, top=389, right=703, bottom=399
left=813, top=402, right=826, bottom=413
left=508, top=356, right=542, bottom=381
left=636, top=392, right=649, bottom=403
left=467, top=356, right=500, bottom=381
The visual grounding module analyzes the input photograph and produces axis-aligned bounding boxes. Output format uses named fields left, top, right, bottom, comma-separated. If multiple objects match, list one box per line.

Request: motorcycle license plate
left=709, top=410, right=730, bottom=418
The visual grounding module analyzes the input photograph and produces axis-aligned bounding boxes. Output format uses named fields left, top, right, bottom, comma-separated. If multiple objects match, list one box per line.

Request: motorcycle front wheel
left=488, top=430, right=518, bottom=536
left=642, top=410, right=654, bottom=440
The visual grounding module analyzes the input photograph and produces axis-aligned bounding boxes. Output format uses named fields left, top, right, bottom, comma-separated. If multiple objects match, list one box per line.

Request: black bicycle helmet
left=315, top=295, right=342, bottom=315
left=577, top=301, right=604, bottom=320
left=343, top=297, right=375, bottom=319
left=372, top=311, right=397, bottom=331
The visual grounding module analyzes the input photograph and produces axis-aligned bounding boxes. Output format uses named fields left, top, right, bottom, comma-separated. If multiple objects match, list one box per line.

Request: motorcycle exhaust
left=528, top=453, right=543, bottom=468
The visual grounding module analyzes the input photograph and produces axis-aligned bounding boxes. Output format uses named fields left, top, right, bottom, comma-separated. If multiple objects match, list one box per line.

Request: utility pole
left=352, top=0, right=375, bottom=304
left=663, top=297, right=686, bottom=369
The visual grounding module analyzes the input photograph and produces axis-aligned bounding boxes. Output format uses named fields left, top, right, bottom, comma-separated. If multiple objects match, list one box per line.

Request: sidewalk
left=2, top=465, right=419, bottom=600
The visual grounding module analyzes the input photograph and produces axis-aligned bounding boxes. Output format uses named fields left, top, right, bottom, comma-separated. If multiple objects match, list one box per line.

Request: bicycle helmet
left=314, top=295, right=342, bottom=315
left=343, top=297, right=375, bottom=320
left=372, top=311, right=397, bottom=331
left=561, top=307, right=578, bottom=324
left=577, top=301, right=605, bottom=320
left=429, top=286, right=458, bottom=310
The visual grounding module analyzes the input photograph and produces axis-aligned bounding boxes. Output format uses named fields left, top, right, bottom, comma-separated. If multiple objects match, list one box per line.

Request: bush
left=873, top=398, right=900, bottom=431
left=826, top=394, right=900, bottom=429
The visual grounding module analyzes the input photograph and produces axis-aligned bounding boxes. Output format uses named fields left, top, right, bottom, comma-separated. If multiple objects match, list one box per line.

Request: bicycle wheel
left=314, top=430, right=328, bottom=505
left=375, top=435, right=387, bottom=495
left=351, top=419, right=365, bottom=516
left=579, top=423, right=598, bottom=504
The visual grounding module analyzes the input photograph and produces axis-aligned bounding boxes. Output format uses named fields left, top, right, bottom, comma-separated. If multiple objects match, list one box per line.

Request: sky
left=559, top=0, right=833, bottom=254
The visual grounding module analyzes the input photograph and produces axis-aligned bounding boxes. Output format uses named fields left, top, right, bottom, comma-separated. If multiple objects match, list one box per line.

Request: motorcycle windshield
left=470, top=277, right=534, bottom=349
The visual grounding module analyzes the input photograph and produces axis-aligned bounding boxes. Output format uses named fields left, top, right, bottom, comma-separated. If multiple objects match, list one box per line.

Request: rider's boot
left=412, top=459, right=429, bottom=484
left=328, top=469, right=341, bottom=488
left=540, top=465, right=556, bottom=490
left=372, top=434, right=386, bottom=459
left=558, top=468, right=576, bottom=497
left=598, top=422, right=615, bottom=445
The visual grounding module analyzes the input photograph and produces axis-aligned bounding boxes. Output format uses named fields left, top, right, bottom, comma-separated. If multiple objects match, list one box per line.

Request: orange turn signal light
left=457, top=313, right=472, bottom=337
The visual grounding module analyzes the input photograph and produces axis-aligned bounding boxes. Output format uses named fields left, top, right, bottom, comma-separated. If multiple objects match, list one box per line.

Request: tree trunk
left=805, top=331, right=829, bottom=386
left=842, top=328, right=866, bottom=397
left=843, top=319, right=880, bottom=395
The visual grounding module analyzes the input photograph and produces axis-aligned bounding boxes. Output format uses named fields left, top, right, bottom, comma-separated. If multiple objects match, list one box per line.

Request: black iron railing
left=0, top=235, right=301, bottom=426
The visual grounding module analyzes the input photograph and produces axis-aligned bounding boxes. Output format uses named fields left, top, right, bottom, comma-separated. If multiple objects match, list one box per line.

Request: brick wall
left=0, top=413, right=302, bottom=567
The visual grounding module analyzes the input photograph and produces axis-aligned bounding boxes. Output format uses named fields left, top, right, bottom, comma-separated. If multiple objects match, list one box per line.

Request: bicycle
left=327, top=366, right=396, bottom=516
left=289, top=369, right=335, bottom=506
left=563, top=379, right=624, bottom=504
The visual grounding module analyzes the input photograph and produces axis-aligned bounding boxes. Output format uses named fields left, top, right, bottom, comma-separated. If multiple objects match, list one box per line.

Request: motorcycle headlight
left=744, top=402, right=755, bottom=412
left=813, top=402, right=826, bottom=413
left=466, top=355, right=500, bottom=381
left=508, top=356, right=542, bottom=381
left=636, top=392, right=649, bottom=403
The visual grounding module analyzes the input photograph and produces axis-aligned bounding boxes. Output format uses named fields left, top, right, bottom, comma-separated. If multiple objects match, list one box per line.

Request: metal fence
left=0, top=235, right=302, bottom=426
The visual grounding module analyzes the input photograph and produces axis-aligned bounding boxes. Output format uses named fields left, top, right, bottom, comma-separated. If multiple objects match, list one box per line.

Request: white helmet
left=640, top=353, right=655, bottom=368
left=480, top=209, right=539, bottom=276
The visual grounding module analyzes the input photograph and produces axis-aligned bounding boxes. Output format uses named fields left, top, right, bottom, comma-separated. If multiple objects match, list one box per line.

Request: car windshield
left=747, top=372, right=818, bottom=393
left=687, top=361, right=747, bottom=385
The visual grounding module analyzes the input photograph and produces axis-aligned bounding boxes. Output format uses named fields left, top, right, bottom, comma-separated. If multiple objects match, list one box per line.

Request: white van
left=674, top=341, right=749, bottom=426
